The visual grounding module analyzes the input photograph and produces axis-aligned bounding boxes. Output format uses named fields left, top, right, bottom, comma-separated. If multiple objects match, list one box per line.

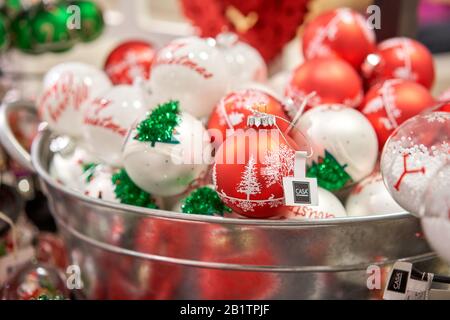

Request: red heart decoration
left=180, top=0, right=309, bottom=62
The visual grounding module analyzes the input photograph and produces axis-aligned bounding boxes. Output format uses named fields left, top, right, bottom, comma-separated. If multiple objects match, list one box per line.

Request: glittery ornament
left=345, top=172, right=404, bottom=216
left=112, top=169, right=158, bottom=209
left=181, top=186, right=231, bottom=216
left=296, top=104, right=378, bottom=190
left=302, top=8, right=376, bottom=71
left=285, top=57, right=363, bottom=114
left=10, top=9, right=34, bottom=52
left=0, top=13, right=9, bottom=51
left=306, top=150, right=351, bottom=191
left=362, top=37, right=435, bottom=89
left=135, top=100, right=180, bottom=147
left=381, top=111, right=449, bottom=215
left=1, top=0, right=21, bottom=18
left=104, top=40, right=155, bottom=85
left=359, top=79, right=435, bottom=150
left=73, top=0, right=104, bottom=42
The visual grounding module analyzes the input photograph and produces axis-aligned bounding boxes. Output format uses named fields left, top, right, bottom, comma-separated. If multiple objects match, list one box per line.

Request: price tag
left=283, top=151, right=318, bottom=206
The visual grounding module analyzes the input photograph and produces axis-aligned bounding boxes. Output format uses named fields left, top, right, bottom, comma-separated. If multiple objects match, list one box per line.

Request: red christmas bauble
left=199, top=225, right=279, bottom=299
left=207, top=89, right=290, bottom=149
left=285, top=57, right=363, bottom=113
left=213, top=124, right=298, bottom=218
left=359, top=79, right=435, bottom=149
left=104, top=40, right=155, bottom=85
left=428, top=100, right=450, bottom=113
left=302, top=8, right=376, bottom=71
left=180, top=0, right=308, bottom=62
left=362, top=37, right=435, bottom=89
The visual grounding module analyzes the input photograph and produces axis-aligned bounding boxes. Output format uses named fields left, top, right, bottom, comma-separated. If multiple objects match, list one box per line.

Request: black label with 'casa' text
left=292, top=181, right=311, bottom=204
left=387, top=269, right=409, bottom=293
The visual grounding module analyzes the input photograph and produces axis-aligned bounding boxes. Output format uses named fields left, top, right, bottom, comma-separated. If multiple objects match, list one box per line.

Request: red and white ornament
left=123, top=112, right=212, bottom=197
left=359, top=79, right=435, bottom=149
left=149, top=37, right=230, bottom=118
left=207, top=89, right=290, bottom=149
left=362, top=37, right=435, bottom=89
left=38, top=62, right=112, bottom=138
left=82, top=164, right=118, bottom=202
left=216, top=33, right=267, bottom=88
left=296, top=104, right=378, bottom=184
left=49, top=141, right=99, bottom=191
left=285, top=57, right=363, bottom=115
left=280, top=187, right=347, bottom=220
left=104, top=40, right=156, bottom=85
left=302, top=8, right=376, bottom=71
left=213, top=122, right=298, bottom=218
left=381, top=111, right=449, bottom=215
left=82, top=85, right=151, bottom=166
left=345, top=172, right=404, bottom=216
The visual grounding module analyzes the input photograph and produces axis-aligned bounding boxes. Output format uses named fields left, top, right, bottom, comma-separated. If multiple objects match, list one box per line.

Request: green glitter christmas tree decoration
left=181, top=186, right=232, bottom=216
left=134, top=100, right=181, bottom=147
left=82, top=162, right=98, bottom=182
left=112, top=169, right=158, bottom=209
left=306, top=150, right=352, bottom=191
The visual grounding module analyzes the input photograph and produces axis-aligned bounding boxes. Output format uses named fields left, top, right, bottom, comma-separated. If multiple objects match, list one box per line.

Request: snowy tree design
left=425, top=113, right=450, bottom=123
left=237, top=155, right=261, bottom=201
left=261, top=144, right=295, bottom=187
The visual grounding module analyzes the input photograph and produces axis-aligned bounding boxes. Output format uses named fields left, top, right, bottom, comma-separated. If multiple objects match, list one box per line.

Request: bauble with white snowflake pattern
left=302, top=8, right=376, bottom=71
left=123, top=100, right=211, bottom=197
left=82, top=84, right=150, bottom=166
left=362, top=37, right=435, bottom=89
left=82, top=164, right=118, bottom=202
left=359, top=79, right=435, bottom=150
left=345, top=172, right=404, bottom=216
left=296, top=104, right=378, bottom=191
left=216, top=33, right=267, bottom=88
left=213, top=115, right=299, bottom=218
left=285, top=57, right=363, bottom=114
left=381, top=111, right=449, bottom=215
left=104, top=40, right=156, bottom=85
left=207, top=89, right=290, bottom=150
left=38, top=62, right=112, bottom=138
left=279, top=187, right=347, bottom=220
left=149, top=36, right=230, bottom=119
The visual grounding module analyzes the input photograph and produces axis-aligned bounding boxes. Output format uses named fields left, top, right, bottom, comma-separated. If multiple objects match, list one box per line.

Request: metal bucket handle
left=0, top=99, right=39, bottom=172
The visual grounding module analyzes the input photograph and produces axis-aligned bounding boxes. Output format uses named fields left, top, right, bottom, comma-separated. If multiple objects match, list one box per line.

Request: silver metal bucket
left=1, top=100, right=448, bottom=299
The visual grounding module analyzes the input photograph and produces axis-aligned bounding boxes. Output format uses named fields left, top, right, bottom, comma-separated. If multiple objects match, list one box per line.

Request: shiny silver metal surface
left=1, top=100, right=448, bottom=299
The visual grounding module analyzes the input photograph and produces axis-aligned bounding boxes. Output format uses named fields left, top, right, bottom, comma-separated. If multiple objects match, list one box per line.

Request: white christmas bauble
left=38, top=62, right=112, bottom=138
left=49, top=141, right=99, bottom=191
left=82, top=164, right=118, bottom=202
left=268, top=71, right=291, bottom=99
left=149, top=37, right=230, bottom=118
left=346, top=172, right=405, bottom=216
left=216, top=33, right=267, bottom=88
left=123, top=111, right=212, bottom=197
left=82, top=84, right=150, bottom=166
left=296, top=104, right=378, bottom=188
left=279, top=188, right=347, bottom=220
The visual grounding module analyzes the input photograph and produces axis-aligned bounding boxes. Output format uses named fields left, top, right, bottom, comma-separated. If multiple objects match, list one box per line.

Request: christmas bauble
left=439, top=87, right=450, bottom=102
left=345, top=172, right=404, bottom=216
left=302, top=8, right=376, bottom=71
left=10, top=9, right=35, bottom=52
left=285, top=57, right=363, bottom=114
left=49, top=141, right=99, bottom=191
left=172, top=185, right=232, bottom=216
left=83, top=84, right=150, bottom=166
left=296, top=104, right=378, bottom=191
left=82, top=164, right=118, bottom=202
left=1, top=262, right=67, bottom=300
left=430, top=101, right=450, bottom=113
left=207, top=88, right=290, bottom=149
left=362, top=37, right=435, bottom=89
left=38, top=62, right=112, bottom=138
left=268, top=71, right=291, bottom=99
left=279, top=187, right=347, bottom=220
left=123, top=101, right=211, bottom=197
left=213, top=122, right=298, bottom=218
left=421, top=164, right=450, bottom=263
left=149, top=36, right=230, bottom=119
left=216, top=32, right=267, bottom=88
left=73, top=0, right=104, bottom=42
left=0, top=12, right=9, bottom=51
left=104, top=40, right=156, bottom=85
left=359, top=79, right=435, bottom=150
left=381, top=111, right=449, bottom=215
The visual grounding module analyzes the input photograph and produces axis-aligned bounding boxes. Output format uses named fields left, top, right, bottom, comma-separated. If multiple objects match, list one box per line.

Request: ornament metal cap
left=247, top=113, right=276, bottom=127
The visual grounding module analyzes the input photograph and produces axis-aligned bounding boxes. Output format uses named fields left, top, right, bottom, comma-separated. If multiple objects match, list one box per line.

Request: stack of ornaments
left=38, top=7, right=448, bottom=221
